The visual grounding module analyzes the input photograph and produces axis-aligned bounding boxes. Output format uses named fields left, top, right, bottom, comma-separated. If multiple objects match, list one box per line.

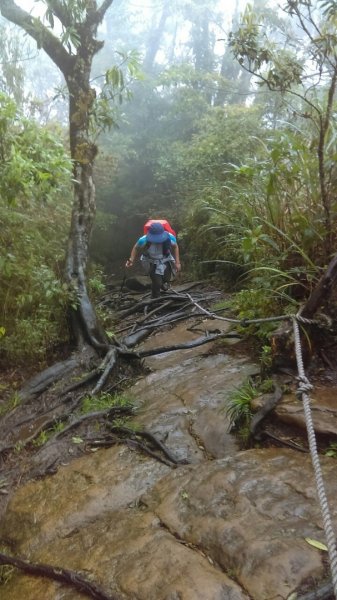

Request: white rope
left=292, top=316, right=337, bottom=598
left=171, top=289, right=318, bottom=327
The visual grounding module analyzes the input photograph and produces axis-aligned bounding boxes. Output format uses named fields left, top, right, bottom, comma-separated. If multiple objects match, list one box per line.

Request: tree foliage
left=0, top=20, right=25, bottom=104
left=229, top=1, right=337, bottom=259
left=0, top=93, right=73, bottom=365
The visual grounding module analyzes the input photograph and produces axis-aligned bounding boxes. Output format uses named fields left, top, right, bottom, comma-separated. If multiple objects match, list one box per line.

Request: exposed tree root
left=126, top=439, right=177, bottom=467
left=301, top=253, right=337, bottom=318
left=51, top=405, right=134, bottom=441
left=250, top=384, right=283, bottom=438
left=120, top=327, right=154, bottom=348
left=108, top=426, right=189, bottom=465
left=90, top=348, right=117, bottom=395
left=0, top=552, right=119, bottom=600
left=83, top=425, right=188, bottom=468
left=0, top=290, right=239, bottom=461
left=18, top=355, right=84, bottom=403
left=0, top=405, right=133, bottom=458
left=61, top=368, right=102, bottom=395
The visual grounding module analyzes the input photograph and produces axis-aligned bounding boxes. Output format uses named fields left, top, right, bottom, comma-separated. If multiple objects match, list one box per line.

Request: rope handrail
left=292, top=317, right=337, bottom=599
left=171, top=289, right=317, bottom=327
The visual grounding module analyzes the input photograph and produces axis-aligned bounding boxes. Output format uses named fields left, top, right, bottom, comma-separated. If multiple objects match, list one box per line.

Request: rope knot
left=296, top=375, right=313, bottom=398
left=295, top=314, right=315, bottom=325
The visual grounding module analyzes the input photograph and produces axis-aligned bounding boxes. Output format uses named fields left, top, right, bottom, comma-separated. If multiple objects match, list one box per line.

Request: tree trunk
left=63, top=25, right=109, bottom=349
left=300, top=253, right=337, bottom=319
left=143, top=1, right=170, bottom=74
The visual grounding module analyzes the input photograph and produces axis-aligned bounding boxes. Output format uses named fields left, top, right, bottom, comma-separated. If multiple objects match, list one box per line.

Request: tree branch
left=44, top=0, right=72, bottom=28
left=86, top=0, right=114, bottom=26
left=0, top=0, right=74, bottom=76
left=96, top=0, right=114, bottom=24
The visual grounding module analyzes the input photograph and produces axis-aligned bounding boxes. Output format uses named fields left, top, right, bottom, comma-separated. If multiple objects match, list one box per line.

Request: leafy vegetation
left=80, top=392, right=134, bottom=415
left=0, top=93, right=73, bottom=366
left=32, top=421, right=65, bottom=447
left=0, top=393, right=21, bottom=418
left=226, top=377, right=274, bottom=445
left=226, top=379, right=258, bottom=445
left=324, top=442, right=337, bottom=458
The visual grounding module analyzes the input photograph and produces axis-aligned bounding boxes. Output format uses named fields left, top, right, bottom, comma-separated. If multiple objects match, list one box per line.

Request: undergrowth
left=226, top=377, right=274, bottom=446
left=80, top=392, right=134, bottom=414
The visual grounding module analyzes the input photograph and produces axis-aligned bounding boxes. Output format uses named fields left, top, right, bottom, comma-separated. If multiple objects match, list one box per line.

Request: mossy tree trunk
left=0, top=0, right=113, bottom=349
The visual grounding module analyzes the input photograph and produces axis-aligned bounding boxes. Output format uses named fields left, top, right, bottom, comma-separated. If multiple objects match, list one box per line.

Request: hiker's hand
left=175, top=261, right=181, bottom=272
left=125, top=258, right=133, bottom=268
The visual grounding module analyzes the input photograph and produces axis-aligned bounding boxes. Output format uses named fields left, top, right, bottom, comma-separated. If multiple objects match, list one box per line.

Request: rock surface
left=1, top=314, right=337, bottom=599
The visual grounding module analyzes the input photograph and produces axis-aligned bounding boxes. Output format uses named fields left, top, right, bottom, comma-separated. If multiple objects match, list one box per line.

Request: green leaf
left=304, top=538, right=328, bottom=551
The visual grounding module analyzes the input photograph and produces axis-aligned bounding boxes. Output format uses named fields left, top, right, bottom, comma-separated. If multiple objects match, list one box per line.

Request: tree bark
left=300, top=253, right=337, bottom=318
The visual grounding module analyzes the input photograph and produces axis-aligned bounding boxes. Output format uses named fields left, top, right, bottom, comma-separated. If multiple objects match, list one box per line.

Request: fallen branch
left=121, top=328, right=154, bottom=348
left=263, top=430, right=308, bottom=453
left=118, top=291, right=220, bottom=318
left=118, top=295, right=179, bottom=318
left=135, top=299, right=174, bottom=325
left=0, top=552, right=118, bottom=600
left=127, top=331, right=241, bottom=358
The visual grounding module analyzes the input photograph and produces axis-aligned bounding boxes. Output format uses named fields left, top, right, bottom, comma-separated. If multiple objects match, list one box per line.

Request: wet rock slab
left=130, top=351, right=256, bottom=462
left=1, top=320, right=337, bottom=599
left=1, top=448, right=336, bottom=599
left=253, top=384, right=337, bottom=436
left=130, top=321, right=258, bottom=462
left=277, top=385, right=337, bottom=435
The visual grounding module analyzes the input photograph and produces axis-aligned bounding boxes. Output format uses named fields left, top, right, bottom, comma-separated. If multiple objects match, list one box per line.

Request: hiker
left=125, top=222, right=181, bottom=298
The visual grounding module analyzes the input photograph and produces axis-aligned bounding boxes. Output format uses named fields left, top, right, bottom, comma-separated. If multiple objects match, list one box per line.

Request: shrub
left=0, top=93, right=73, bottom=366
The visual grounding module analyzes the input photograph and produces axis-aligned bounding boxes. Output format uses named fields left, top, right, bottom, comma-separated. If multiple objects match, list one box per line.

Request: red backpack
left=144, top=219, right=176, bottom=238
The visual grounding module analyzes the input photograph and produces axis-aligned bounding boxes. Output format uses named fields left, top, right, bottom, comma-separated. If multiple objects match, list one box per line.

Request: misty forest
left=1, top=1, right=337, bottom=599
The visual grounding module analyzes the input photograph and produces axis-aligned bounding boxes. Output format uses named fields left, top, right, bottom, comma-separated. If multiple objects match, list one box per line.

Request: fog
left=1, top=0, right=253, bottom=114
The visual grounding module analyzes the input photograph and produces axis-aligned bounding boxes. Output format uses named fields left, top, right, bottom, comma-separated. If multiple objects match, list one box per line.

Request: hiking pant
left=149, top=263, right=171, bottom=298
